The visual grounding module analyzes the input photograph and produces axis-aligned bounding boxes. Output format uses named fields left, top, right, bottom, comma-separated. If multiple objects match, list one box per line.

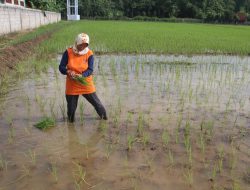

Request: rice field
left=37, top=20, right=250, bottom=55
left=0, top=21, right=250, bottom=190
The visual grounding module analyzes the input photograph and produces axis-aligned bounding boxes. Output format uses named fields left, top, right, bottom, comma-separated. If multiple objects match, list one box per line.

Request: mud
left=0, top=54, right=250, bottom=190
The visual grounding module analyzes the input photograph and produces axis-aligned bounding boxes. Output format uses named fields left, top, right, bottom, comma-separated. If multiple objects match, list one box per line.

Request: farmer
left=59, top=33, right=107, bottom=122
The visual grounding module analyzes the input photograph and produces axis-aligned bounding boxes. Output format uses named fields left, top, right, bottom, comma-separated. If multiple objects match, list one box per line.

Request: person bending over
left=59, top=33, right=107, bottom=122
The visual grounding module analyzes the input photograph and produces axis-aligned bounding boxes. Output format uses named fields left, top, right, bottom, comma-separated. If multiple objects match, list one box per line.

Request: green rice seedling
left=49, top=98, right=56, bottom=119
left=35, top=94, right=47, bottom=115
left=74, top=180, right=81, bottom=190
left=105, top=143, right=113, bottom=160
left=243, top=167, right=250, bottom=185
left=72, top=161, right=91, bottom=187
left=49, top=162, right=58, bottom=183
left=239, top=98, right=245, bottom=111
left=79, top=102, right=84, bottom=124
left=8, top=126, right=15, bottom=144
left=23, top=149, right=36, bottom=166
left=229, top=144, right=237, bottom=172
left=135, top=61, right=140, bottom=79
left=20, top=164, right=31, bottom=177
left=127, top=112, right=133, bottom=124
left=137, top=112, right=144, bottom=137
left=34, top=117, right=55, bottom=130
left=0, top=154, right=9, bottom=171
left=123, top=62, right=129, bottom=82
left=183, top=169, right=193, bottom=187
left=59, top=99, right=66, bottom=120
left=226, top=96, right=232, bottom=111
left=73, top=75, right=88, bottom=86
left=130, top=178, right=139, bottom=190
left=98, top=120, right=107, bottom=133
left=184, top=134, right=191, bottom=155
left=232, top=179, right=241, bottom=190
left=162, top=129, right=170, bottom=147
left=168, top=150, right=174, bottom=166
left=211, top=162, right=218, bottom=181
left=24, top=95, right=31, bottom=117
left=188, top=88, right=193, bottom=103
left=233, top=114, right=238, bottom=128
left=142, top=132, right=150, bottom=147
left=101, top=73, right=108, bottom=88
left=175, top=115, right=182, bottom=144
left=198, top=132, right=206, bottom=154
left=175, top=127, right=179, bottom=144
left=184, top=121, right=191, bottom=138
left=109, top=59, right=117, bottom=79
left=145, top=156, right=155, bottom=174
left=117, top=97, right=122, bottom=114
left=217, top=145, right=224, bottom=173
left=16, top=62, right=26, bottom=78
left=113, top=114, right=119, bottom=128
left=93, top=74, right=97, bottom=84
left=187, top=146, right=193, bottom=167
left=84, top=144, right=89, bottom=160
left=6, top=115, right=13, bottom=127
left=127, top=135, right=136, bottom=151
left=200, top=121, right=214, bottom=141
left=0, top=74, right=8, bottom=94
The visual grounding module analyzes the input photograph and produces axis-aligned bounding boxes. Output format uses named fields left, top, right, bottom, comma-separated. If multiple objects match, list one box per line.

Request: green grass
left=38, top=20, right=250, bottom=55
left=0, top=22, right=66, bottom=50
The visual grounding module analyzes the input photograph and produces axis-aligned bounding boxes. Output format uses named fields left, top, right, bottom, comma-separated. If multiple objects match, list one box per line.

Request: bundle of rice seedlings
left=34, top=117, right=55, bottom=130
left=73, top=75, right=88, bottom=86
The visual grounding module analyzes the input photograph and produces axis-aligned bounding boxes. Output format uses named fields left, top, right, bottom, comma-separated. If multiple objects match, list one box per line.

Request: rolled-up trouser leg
left=83, top=92, right=107, bottom=120
left=66, top=95, right=79, bottom=122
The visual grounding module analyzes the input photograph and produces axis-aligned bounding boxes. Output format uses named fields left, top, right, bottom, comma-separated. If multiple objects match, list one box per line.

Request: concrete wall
left=0, top=4, right=61, bottom=35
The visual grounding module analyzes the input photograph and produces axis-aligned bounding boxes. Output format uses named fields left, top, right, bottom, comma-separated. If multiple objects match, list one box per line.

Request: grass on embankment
left=0, top=22, right=67, bottom=50
left=39, top=20, right=250, bottom=56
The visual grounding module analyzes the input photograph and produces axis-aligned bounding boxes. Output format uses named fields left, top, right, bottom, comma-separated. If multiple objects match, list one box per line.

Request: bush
left=81, top=16, right=203, bottom=24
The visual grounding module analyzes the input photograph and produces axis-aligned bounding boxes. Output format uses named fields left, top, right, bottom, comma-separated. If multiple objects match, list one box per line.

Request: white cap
left=76, top=33, right=90, bottom=45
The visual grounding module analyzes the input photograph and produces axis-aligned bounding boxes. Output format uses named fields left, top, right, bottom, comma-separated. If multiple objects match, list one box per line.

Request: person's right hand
left=67, top=70, right=76, bottom=78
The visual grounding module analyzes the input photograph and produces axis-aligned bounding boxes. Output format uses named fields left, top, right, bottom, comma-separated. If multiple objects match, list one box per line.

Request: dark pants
left=66, top=92, right=107, bottom=122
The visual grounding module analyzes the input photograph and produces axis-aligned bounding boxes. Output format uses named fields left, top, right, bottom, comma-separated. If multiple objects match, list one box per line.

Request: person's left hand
left=74, top=74, right=82, bottom=78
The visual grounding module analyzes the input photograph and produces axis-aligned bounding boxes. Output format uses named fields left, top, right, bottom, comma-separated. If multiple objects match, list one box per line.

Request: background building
left=0, top=0, right=25, bottom=7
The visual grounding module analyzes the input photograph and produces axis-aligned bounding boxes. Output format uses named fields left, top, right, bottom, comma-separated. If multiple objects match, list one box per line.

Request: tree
left=223, top=0, right=236, bottom=22
left=26, top=0, right=65, bottom=12
left=204, top=0, right=225, bottom=21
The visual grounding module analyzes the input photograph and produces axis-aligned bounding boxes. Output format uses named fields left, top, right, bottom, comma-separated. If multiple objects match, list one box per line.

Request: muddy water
left=0, top=54, right=250, bottom=190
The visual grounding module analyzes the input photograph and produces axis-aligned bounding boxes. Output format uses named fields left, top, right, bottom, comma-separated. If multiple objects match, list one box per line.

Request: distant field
left=40, top=20, right=250, bottom=55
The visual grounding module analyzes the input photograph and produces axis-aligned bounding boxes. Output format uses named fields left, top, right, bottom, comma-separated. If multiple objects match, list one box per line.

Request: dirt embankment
left=0, top=32, right=53, bottom=76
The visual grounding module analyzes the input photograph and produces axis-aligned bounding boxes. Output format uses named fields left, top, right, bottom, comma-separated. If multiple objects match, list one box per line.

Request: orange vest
left=65, top=48, right=96, bottom=95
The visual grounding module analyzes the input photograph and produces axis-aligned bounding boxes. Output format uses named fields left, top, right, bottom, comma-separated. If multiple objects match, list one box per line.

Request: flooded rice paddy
left=0, top=54, right=250, bottom=190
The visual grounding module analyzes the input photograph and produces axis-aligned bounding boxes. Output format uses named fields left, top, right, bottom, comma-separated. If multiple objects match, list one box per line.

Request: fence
left=0, top=4, right=61, bottom=35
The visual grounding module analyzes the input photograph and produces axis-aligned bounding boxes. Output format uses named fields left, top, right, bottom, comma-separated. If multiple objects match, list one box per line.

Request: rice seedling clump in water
left=34, top=117, right=55, bottom=130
